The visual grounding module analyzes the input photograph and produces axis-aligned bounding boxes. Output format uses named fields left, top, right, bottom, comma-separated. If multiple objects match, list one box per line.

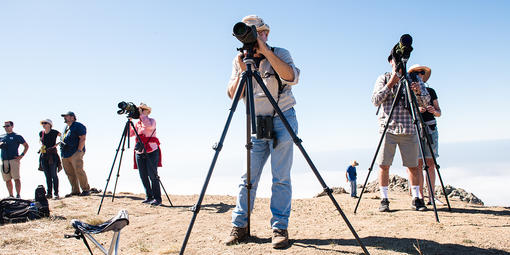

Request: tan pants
left=2, top=159, right=20, bottom=181
left=62, top=151, right=90, bottom=194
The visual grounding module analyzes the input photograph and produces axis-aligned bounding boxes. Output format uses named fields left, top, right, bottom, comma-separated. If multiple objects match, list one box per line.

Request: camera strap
left=270, top=47, right=286, bottom=118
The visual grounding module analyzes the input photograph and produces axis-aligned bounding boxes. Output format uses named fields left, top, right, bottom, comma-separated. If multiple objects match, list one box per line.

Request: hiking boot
left=65, top=192, right=80, bottom=198
left=150, top=199, right=162, bottom=206
left=224, top=227, right=248, bottom=246
left=412, top=198, right=427, bottom=211
left=379, top=198, right=390, bottom=212
left=142, top=197, right=154, bottom=204
left=272, top=229, right=289, bottom=249
left=79, top=190, right=90, bottom=196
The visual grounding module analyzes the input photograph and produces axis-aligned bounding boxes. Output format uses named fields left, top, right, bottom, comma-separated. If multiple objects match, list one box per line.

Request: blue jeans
left=136, top=149, right=161, bottom=202
left=232, top=108, right=298, bottom=230
left=349, top=180, right=357, bottom=197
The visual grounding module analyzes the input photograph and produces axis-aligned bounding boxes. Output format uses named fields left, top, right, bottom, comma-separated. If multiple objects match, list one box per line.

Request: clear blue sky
left=1, top=1, right=509, bottom=205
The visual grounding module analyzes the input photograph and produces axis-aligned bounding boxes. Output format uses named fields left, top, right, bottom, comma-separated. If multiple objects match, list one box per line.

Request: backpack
left=0, top=185, right=50, bottom=225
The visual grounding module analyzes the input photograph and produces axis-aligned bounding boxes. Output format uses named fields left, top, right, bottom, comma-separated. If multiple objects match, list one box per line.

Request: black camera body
left=117, top=101, right=140, bottom=119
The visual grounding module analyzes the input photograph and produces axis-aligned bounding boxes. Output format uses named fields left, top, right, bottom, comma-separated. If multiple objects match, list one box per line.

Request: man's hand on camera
left=237, top=52, right=247, bottom=72
left=255, top=37, right=270, bottom=56
left=419, top=107, right=427, bottom=113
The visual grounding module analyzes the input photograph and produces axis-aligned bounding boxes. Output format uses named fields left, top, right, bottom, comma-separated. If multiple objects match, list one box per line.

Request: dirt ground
left=1, top=191, right=509, bottom=255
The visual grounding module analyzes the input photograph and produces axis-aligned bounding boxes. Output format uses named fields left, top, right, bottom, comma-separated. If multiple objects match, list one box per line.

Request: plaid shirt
left=372, top=72, right=430, bottom=135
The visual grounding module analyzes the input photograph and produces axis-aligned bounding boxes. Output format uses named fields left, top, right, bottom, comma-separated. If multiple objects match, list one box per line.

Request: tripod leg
left=355, top=81, right=405, bottom=214
left=179, top=75, right=247, bottom=255
left=158, top=177, right=173, bottom=207
left=98, top=122, right=129, bottom=215
left=245, top=107, right=252, bottom=235
left=423, top=133, right=452, bottom=211
left=404, top=80, right=440, bottom=222
left=252, top=73, right=369, bottom=255
left=111, top=126, right=129, bottom=202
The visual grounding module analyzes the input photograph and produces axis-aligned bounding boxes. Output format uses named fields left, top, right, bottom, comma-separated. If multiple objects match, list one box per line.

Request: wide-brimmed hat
left=242, top=15, right=270, bottom=33
left=40, top=119, right=53, bottom=127
left=351, top=160, right=359, bottom=166
left=139, top=103, right=152, bottom=115
left=408, top=64, right=432, bottom=83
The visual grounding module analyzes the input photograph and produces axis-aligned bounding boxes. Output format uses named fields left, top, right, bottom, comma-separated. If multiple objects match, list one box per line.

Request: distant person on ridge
left=346, top=160, right=359, bottom=198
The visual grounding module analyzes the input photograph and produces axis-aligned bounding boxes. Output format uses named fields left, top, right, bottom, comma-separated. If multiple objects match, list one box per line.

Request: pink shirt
left=130, top=114, right=158, bottom=154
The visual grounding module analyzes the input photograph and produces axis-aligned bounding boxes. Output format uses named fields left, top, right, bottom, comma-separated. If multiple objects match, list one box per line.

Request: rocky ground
left=0, top=178, right=509, bottom=255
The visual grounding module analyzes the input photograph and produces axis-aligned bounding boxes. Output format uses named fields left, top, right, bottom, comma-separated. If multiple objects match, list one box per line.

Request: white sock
left=411, top=186, right=422, bottom=199
left=380, top=186, right=388, bottom=199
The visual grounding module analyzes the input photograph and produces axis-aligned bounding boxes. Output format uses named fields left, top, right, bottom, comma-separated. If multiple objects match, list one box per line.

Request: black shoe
left=65, top=192, right=80, bottom=198
left=426, top=200, right=432, bottom=206
left=150, top=199, right=162, bottom=206
left=412, top=198, right=428, bottom=211
left=379, top=198, right=390, bottom=212
left=79, top=190, right=90, bottom=196
left=46, top=194, right=52, bottom=199
left=142, top=197, right=154, bottom=204
left=16, top=194, right=21, bottom=199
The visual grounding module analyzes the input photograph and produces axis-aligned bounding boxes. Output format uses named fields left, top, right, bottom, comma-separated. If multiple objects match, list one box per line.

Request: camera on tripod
left=389, top=34, right=413, bottom=71
left=117, top=101, right=140, bottom=119
left=233, top=22, right=258, bottom=52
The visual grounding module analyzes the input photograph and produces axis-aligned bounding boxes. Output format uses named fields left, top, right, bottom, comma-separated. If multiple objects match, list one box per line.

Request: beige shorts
left=2, top=159, right=21, bottom=181
left=377, top=133, right=419, bottom=168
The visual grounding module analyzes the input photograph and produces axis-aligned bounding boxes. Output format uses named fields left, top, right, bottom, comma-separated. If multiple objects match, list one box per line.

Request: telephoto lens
left=233, top=22, right=258, bottom=45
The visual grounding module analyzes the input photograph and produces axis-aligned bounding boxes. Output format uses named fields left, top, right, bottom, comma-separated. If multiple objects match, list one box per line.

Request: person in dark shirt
left=60, top=111, right=90, bottom=197
left=39, top=119, right=62, bottom=199
left=1, top=121, right=29, bottom=198
left=346, top=160, right=359, bottom=198
left=409, top=64, right=442, bottom=205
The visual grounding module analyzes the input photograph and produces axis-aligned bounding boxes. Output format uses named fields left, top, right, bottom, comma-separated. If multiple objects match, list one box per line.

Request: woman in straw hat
left=130, top=103, right=163, bottom=206
left=408, top=64, right=442, bottom=205
left=39, top=119, right=62, bottom=199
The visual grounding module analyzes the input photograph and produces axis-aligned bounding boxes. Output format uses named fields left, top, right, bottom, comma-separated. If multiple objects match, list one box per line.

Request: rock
left=347, top=175, right=484, bottom=205
left=314, top=187, right=347, bottom=198
left=360, top=175, right=410, bottom=193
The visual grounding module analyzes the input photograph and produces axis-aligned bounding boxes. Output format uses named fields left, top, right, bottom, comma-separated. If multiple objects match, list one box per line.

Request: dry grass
left=0, top=191, right=509, bottom=254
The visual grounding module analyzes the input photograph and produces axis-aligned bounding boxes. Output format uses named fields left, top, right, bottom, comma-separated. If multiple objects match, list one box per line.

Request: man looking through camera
left=371, top=54, right=430, bottom=212
left=225, top=15, right=300, bottom=249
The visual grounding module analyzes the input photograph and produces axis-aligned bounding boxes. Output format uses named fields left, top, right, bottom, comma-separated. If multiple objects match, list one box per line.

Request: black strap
left=270, top=47, right=287, bottom=118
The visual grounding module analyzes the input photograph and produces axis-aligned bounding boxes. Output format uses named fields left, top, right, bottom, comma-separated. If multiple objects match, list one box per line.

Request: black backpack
left=0, top=185, right=50, bottom=225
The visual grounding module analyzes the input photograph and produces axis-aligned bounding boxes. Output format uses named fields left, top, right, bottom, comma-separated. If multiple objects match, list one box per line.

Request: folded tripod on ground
left=65, top=209, right=129, bottom=255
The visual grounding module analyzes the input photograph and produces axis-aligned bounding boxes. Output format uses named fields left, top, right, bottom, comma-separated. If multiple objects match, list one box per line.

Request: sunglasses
left=3, top=125, right=11, bottom=128
left=41, top=122, right=49, bottom=125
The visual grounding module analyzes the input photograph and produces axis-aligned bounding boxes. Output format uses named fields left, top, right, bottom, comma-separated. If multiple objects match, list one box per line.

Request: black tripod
left=97, top=119, right=173, bottom=215
left=179, top=49, right=369, bottom=255
left=354, top=59, right=451, bottom=222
